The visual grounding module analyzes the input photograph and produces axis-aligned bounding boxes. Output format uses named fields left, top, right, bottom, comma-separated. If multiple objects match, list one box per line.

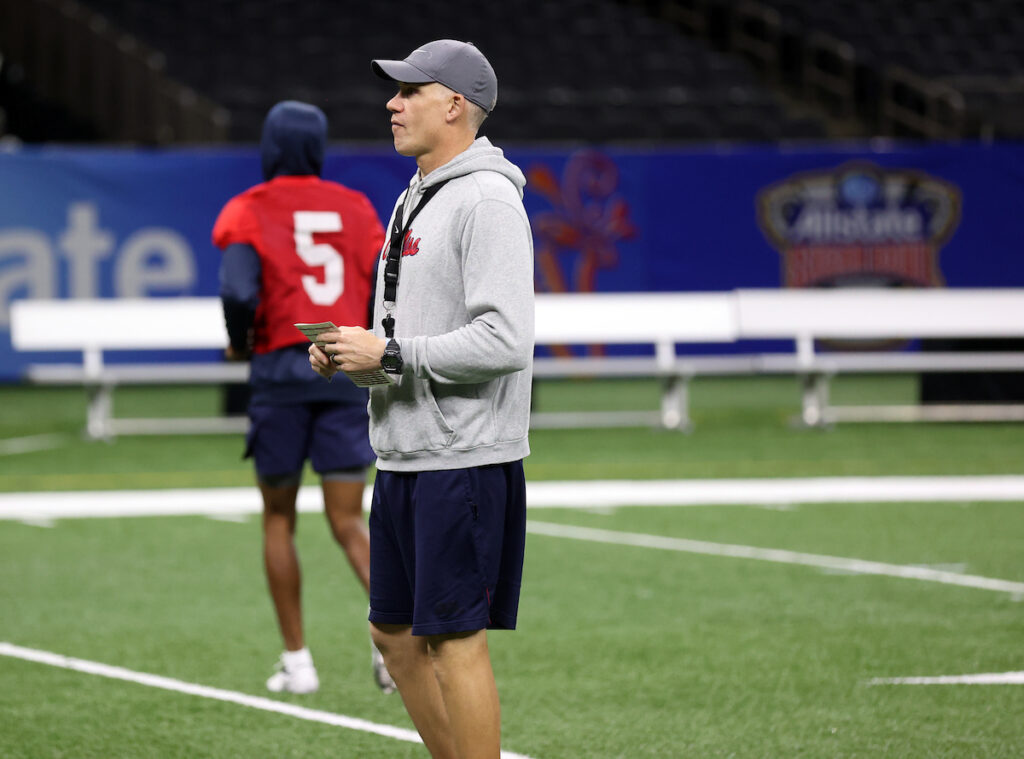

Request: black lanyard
left=381, top=180, right=449, bottom=338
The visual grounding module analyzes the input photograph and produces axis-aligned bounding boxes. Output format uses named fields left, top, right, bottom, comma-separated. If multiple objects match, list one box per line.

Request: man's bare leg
left=321, top=479, right=370, bottom=593
left=260, top=481, right=303, bottom=650
left=372, top=623, right=457, bottom=759
left=428, top=630, right=500, bottom=759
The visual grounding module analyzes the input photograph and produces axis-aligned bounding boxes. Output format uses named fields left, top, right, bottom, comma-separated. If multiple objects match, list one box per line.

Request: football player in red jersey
left=212, top=100, right=394, bottom=695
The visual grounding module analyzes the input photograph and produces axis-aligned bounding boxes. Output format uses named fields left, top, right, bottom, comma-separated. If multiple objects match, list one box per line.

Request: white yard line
left=868, top=671, right=1024, bottom=685
left=2, top=477, right=1021, bottom=596
left=0, top=642, right=537, bottom=759
left=526, top=521, right=1024, bottom=597
left=0, top=434, right=68, bottom=457
left=525, top=476, right=1024, bottom=508
left=2, top=476, right=1024, bottom=522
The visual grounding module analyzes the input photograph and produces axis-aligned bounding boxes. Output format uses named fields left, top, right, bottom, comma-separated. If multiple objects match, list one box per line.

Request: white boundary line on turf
left=0, top=642, right=538, bottom=759
left=2, top=475, right=1024, bottom=522
left=868, top=671, right=1024, bottom=685
left=525, top=521, right=1024, bottom=597
left=0, top=433, right=68, bottom=457
left=526, top=475, right=1024, bottom=507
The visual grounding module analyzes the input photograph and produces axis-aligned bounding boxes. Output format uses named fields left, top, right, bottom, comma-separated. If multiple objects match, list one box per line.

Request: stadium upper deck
left=1, top=0, right=1022, bottom=144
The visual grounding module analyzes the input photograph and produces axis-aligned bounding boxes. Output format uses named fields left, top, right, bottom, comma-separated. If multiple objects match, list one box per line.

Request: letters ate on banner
left=1, top=142, right=1023, bottom=380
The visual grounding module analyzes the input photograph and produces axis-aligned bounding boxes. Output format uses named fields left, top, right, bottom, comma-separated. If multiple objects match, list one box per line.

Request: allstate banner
left=1, top=141, right=1023, bottom=380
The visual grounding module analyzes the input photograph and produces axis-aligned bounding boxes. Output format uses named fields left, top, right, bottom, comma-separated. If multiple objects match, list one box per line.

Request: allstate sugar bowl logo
left=756, top=162, right=961, bottom=288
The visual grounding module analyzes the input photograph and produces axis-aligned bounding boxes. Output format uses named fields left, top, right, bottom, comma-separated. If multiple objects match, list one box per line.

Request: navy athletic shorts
left=368, top=461, right=527, bottom=636
left=245, top=402, right=374, bottom=478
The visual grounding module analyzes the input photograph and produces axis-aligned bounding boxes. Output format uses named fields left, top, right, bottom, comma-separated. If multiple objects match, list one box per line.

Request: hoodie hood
left=418, top=137, right=526, bottom=198
left=260, top=101, right=327, bottom=181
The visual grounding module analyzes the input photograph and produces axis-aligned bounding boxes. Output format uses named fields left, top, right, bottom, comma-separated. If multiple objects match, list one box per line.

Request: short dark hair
left=467, top=101, right=488, bottom=132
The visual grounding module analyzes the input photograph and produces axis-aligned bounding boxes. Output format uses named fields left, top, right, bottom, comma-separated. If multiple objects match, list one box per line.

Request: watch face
left=382, top=341, right=403, bottom=373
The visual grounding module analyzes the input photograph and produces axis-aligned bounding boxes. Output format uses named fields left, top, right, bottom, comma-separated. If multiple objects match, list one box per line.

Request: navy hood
left=260, top=101, right=327, bottom=180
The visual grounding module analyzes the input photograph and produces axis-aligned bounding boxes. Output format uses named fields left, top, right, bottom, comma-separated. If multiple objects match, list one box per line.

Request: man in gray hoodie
left=309, top=40, right=533, bottom=759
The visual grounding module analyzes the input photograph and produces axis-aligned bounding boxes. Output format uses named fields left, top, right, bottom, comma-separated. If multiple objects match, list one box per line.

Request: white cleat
left=266, top=648, right=319, bottom=695
left=371, top=642, right=397, bottom=695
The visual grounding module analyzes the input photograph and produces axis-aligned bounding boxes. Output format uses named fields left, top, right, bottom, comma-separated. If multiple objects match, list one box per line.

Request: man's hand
left=308, top=340, right=339, bottom=379
left=309, top=327, right=387, bottom=378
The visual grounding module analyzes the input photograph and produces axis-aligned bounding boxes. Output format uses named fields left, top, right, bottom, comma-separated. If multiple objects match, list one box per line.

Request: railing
left=939, top=75, right=1024, bottom=141
left=659, top=0, right=712, bottom=38
left=655, top=0, right=981, bottom=140
left=731, top=2, right=782, bottom=82
left=880, top=66, right=965, bottom=140
left=802, top=31, right=857, bottom=119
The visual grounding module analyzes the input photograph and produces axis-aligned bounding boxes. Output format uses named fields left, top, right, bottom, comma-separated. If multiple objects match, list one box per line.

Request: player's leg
left=321, top=476, right=370, bottom=593
left=321, top=474, right=397, bottom=693
left=260, top=475, right=304, bottom=651
left=310, top=402, right=395, bottom=692
left=427, top=629, right=500, bottom=759
left=310, top=403, right=375, bottom=592
left=248, top=403, right=318, bottom=694
left=371, top=622, right=457, bottom=759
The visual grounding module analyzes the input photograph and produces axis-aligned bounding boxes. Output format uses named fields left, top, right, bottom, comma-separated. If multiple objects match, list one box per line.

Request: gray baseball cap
left=372, top=39, right=497, bottom=114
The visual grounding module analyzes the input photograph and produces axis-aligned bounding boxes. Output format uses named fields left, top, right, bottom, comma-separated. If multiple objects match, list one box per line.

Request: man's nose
left=387, top=95, right=401, bottom=113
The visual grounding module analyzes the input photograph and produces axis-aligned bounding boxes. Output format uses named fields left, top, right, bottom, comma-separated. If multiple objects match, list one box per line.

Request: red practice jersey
left=212, top=175, right=385, bottom=354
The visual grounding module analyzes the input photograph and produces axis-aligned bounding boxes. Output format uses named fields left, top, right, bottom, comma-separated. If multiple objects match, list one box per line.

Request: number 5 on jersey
left=294, top=211, right=344, bottom=306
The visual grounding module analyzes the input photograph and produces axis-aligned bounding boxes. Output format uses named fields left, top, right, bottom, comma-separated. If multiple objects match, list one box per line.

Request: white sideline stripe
left=0, top=434, right=67, bottom=456
left=0, top=642, right=418, bottom=743
left=868, top=671, right=1024, bottom=685
left=526, top=521, right=1024, bottom=597
left=0, top=642, right=537, bottom=759
left=526, top=476, right=1024, bottom=507
left=2, top=476, right=1024, bottom=521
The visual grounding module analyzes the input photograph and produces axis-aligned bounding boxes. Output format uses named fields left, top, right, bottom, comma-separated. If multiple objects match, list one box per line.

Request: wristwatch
left=380, top=338, right=404, bottom=374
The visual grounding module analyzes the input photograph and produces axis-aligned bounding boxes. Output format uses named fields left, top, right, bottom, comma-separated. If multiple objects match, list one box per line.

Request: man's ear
left=446, top=93, right=465, bottom=124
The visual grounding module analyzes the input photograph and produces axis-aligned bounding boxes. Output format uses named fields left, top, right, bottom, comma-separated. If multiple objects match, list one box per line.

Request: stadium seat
left=70, top=0, right=830, bottom=143
left=746, top=0, right=1024, bottom=137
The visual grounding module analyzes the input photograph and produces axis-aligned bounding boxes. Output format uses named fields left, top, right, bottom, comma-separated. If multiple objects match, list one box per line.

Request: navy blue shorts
left=368, top=461, right=527, bottom=636
left=245, top=402, right=374, bottom=478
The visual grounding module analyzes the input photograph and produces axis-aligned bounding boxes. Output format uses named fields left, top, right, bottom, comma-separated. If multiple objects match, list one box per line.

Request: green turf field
left=1, top=378, right=1023, bottom=758
left=3, top=376, right=1024, bottom=490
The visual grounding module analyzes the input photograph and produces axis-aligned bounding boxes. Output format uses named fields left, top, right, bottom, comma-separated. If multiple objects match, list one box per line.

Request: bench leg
left=661, top=375, right=692, bottom=431
left=799, top=372, right=831, bottom=428
left=86, top=384, right=114, bottom=441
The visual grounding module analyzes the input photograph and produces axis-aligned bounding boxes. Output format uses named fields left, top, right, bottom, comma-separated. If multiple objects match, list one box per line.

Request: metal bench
left=734, top=288, right=1024, bottom=425
left=11, top=298, right=246, bottom=439
left=11, top=289, right=1024, bottom=437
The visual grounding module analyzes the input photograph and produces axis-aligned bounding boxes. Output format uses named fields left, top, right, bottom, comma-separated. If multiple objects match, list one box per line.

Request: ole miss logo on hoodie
left=382, top=229, right=420, bottom=261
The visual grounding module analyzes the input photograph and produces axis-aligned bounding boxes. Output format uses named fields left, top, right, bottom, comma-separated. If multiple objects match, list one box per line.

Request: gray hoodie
left=369, top=137, right=535, bottom=471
